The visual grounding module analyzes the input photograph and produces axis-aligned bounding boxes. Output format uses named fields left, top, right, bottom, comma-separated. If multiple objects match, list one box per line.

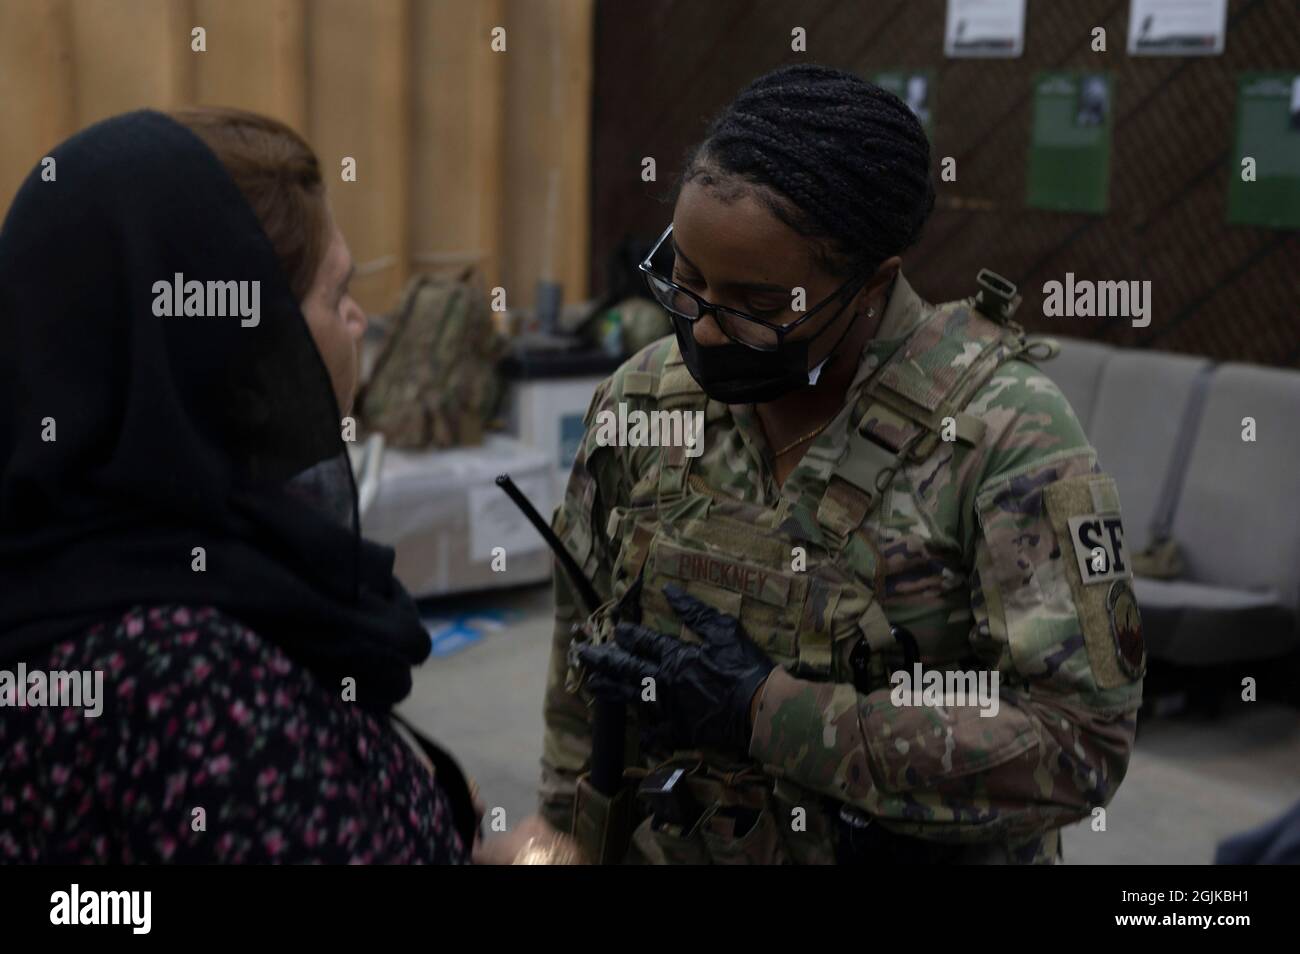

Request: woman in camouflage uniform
left=542, top=65, right=1143, bottom=865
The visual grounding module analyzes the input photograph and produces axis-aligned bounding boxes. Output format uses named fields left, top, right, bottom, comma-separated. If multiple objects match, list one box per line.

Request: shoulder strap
left=816, top=294, right=1027, bottom=548
left=653, top=338, right=708, bottom=506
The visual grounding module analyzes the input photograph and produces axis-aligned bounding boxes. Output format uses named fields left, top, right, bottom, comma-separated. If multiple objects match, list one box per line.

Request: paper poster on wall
left=1128, top=0, right=1227, bottom=56
left=1027, top=72, right=1112, bottom=214
left=944, top=0, right=1026, bottom=58
left=871, top=71, right=935, bottom=133
left=1227, top=73, right=1300, bottom=230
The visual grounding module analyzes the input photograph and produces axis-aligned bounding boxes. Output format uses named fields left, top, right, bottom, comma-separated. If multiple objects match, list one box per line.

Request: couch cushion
left=1134, top=578, right=1297, bottom=665
left=1086, top=351, right=1212, bottom=552
left=1171, top=363, right=1300, bottom=612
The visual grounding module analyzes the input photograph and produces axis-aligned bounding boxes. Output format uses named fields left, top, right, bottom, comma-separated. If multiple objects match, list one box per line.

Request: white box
left=361, top=434, right=554, bottom=598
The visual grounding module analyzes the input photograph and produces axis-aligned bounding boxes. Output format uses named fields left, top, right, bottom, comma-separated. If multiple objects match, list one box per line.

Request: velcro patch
left=1043, top=474, right=1139, bottom=690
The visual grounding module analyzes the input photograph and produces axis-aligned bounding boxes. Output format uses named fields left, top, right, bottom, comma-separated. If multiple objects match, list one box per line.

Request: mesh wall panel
left=590, top=0, right=1300, bottom=366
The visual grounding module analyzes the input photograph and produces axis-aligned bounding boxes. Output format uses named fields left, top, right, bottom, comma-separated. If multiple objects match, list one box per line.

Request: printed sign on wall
left=871, top=70, right=936, bottom=134
left=1228, top=73, right=1300, bottom=230
left=1128, top=0, right=1228, bottom=56
left=944, top=0, right=1027, bottom=58
left=1027, top=72, right=1113, bottom=214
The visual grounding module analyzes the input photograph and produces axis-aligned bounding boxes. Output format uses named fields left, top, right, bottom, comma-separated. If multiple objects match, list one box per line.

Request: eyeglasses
left=637, top=224, right=869, bottom=352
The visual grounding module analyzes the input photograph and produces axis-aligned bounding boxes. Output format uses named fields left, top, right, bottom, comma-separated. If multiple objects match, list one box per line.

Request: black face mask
left=672, top=296, right=862, bottom=405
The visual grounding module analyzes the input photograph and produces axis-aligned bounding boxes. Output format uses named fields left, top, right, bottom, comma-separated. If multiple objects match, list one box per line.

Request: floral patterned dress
left=0, top=605, right=468, bottom=864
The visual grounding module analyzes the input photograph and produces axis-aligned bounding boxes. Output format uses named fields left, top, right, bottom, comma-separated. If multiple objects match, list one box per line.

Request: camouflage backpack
left=358, top=268, right=506, bottom=449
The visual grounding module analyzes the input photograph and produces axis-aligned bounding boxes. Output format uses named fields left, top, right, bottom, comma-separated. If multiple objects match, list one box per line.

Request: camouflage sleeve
left=749, top=360, right=1142, bottom=841
left=537, top=377, right=622, bottom=831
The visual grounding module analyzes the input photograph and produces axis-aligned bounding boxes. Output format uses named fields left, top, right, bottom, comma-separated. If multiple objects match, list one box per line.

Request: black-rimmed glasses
left=637, top=223, right=868, bottom=352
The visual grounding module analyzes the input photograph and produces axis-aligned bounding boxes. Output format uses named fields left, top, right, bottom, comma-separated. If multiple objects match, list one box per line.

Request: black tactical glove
left=575, top=583, right=775, bottom=756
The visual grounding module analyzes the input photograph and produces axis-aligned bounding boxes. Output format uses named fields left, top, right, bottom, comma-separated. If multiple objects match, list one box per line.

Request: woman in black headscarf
left=0, top=108, right=573, bottom=864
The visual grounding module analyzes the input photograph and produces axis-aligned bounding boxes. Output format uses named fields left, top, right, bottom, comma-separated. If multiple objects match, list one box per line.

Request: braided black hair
left=682, top=64, right=934, bottom=278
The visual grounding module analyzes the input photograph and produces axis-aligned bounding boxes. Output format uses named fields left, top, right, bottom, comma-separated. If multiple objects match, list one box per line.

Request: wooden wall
left=0, top=0, right=593, bottom=314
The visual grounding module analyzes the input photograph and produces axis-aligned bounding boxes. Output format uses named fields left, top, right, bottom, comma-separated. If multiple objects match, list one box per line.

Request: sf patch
left=1107, top=580, right=1145, bottom=679
left=1067, top=512, right=1128, bottom=584
left=1043, top=474, right=1139, bottom=689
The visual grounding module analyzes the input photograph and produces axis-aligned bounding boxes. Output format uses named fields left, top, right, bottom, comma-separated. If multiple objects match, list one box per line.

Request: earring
left=866, top=306, right=876, bottom=318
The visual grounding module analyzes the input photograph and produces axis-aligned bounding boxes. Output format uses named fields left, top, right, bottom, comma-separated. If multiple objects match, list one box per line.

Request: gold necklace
left=772, top=416, right=835, bottom=457
left=769, top=287, right=890, bottom=460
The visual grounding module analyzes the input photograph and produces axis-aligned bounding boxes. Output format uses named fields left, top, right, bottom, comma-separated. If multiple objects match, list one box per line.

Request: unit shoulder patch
left=1042, top=473, right=1140, bottom=690
left=1107, top=579, right=1145, bottom=680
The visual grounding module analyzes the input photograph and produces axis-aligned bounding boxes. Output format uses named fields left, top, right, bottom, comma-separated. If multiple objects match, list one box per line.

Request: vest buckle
left=974, top=268, right=1020, bottom=324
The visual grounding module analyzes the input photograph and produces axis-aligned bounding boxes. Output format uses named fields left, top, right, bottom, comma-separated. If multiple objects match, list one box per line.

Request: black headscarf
left=0, top=110, right=430, bottom=711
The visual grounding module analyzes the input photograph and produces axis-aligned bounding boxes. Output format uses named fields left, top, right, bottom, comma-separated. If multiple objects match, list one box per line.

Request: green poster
left=871, top=70, right=935, bottom=134
left=1027, top=72, right=1112, bottom=214
left=1227, top=73, right=1300, bottom=230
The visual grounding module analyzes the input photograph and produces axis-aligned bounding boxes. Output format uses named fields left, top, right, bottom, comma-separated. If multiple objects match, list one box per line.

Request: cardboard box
left=362, top=435, right=554, bottom=598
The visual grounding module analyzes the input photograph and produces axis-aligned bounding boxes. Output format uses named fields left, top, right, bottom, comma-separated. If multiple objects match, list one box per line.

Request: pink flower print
left=337, top=818, right=360, bottom=844
left=208, top=754, right=232, bottom=776
left=164, top=772, right=186, bottom=809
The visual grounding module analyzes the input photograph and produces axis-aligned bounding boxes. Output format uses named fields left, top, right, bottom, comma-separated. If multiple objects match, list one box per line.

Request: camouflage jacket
left=540, top=273, right=1143, bottom=864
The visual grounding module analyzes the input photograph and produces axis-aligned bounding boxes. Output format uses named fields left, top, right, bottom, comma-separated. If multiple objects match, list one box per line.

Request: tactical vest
left=574, top=272, right=1056, bottom=865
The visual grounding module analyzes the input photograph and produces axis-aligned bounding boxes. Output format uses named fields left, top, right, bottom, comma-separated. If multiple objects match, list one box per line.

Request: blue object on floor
left=1214, top=798, right=1300, bottom=864
left=422, top=610, right=517, bottom=659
